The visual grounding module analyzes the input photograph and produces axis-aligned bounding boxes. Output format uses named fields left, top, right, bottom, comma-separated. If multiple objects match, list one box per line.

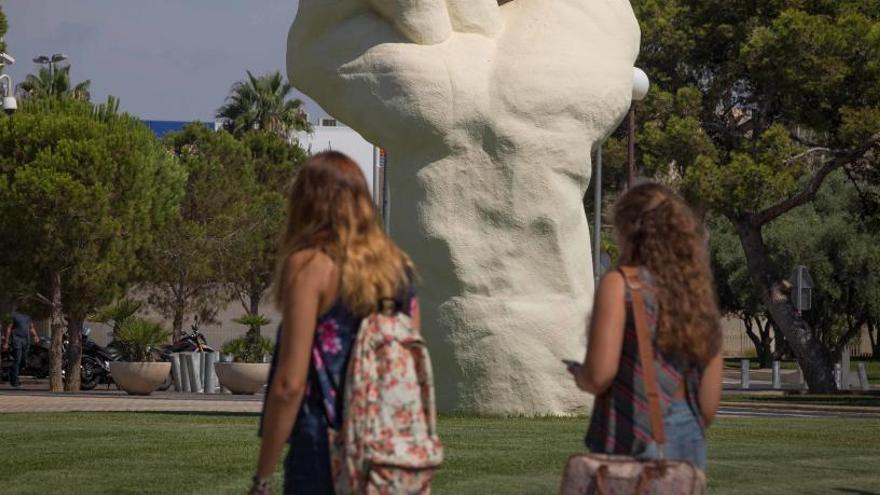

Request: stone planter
left=215, top=363, right=270, bottom=395
left=110, top=362, right=172, bottom=396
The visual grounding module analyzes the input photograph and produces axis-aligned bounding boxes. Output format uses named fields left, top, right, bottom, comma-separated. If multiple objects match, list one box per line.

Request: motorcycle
left=0, top=336, right=51, bottom=382
left=62, top=327, right=118, bottom=391
left=155, top=323, right=215, bottom=391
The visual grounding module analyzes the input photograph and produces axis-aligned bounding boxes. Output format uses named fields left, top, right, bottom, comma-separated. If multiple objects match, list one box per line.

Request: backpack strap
left=619, top=266, right=667, bottom=450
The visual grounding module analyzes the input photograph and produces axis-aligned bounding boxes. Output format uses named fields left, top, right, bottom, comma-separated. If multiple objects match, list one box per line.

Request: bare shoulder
left=283, top=249, right=337, bottom=288
left=598, top=270, right=626, bottom=295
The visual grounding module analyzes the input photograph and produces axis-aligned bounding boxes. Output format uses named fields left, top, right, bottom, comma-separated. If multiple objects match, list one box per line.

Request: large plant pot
left=215, top=363, right=270, bottom=395
left=110, top=362, right=172, bottom=396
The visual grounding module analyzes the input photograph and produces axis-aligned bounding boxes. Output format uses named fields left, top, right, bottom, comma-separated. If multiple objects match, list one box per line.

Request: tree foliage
left=626, top=0, right=880, bottom=391
left=18, top=64, right=92, bottom=101
left=216, top=71, right=310, bottom=138
left=226, top=131, right=304, bottom=329
left=0, top=97, right=185, bottom=390
left=143, top=124, right=256, bottom=340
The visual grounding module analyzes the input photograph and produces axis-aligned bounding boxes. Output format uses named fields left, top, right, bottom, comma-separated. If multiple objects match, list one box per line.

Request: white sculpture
left=287, top=0, right=641, bottom=414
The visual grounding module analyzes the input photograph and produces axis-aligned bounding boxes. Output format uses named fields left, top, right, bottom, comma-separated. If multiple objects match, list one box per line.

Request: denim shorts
left=636, top=399, right=707, bottom=470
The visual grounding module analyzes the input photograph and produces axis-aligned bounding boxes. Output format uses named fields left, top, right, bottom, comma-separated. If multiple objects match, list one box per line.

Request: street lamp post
left=628, top=68, right=651, bottom=189
left=592, top=68, right=650, bottom=283
left=33, top=53, right=68, bottom=95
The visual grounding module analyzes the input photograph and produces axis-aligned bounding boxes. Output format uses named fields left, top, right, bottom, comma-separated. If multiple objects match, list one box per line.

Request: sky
left=2, top=0, right=327, bottom=122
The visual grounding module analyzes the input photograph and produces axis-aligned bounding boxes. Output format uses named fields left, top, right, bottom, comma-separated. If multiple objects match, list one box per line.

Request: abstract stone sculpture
left=287, top=0, right=640, bottom=414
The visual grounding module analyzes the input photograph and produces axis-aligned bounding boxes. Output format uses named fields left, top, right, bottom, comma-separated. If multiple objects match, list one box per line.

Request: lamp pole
left=592, top=68, right=650, bottom=283
left=33, top=53, right=68, bottom=94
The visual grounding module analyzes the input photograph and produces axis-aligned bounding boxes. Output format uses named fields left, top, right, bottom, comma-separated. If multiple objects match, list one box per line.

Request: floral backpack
left=330, top=301, right=444, bottom=494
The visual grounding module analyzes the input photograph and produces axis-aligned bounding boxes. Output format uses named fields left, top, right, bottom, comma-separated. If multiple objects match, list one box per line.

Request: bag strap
left=619, top=266, right=667, bottom=448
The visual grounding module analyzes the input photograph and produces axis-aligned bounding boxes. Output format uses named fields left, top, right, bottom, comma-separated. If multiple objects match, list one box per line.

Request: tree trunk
left=172, top=300, right=184, bottom=342
left=249, top=286, right=261, bottom=338
left=743, top=315, right=773, bottom=368
left=734, top=218, right=838, bottom=393
left=48, top=272, right=65, bottom=392
left=64, top=318, right=83, bottom=392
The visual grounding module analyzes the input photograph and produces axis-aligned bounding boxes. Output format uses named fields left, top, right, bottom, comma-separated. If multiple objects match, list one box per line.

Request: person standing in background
left=3, top=307, right=40, bottom=387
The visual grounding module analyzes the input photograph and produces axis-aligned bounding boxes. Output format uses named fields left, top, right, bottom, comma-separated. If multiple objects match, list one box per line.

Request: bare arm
left=698, top=353, right=723, bottom=426
left=30, top=323, right=39, bottom=343
left=254, top=250, right=335, bottom=480
left=2, top=323, right=11, bottom=350
left=572, top=272, right=626, bottom=395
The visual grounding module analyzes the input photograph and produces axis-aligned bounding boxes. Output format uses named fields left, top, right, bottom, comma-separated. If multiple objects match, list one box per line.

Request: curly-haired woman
left=569, top=182, right=723, bottom=470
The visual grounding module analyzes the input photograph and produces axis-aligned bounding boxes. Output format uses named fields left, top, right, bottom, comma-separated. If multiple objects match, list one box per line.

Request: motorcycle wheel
left=79, top=357, right=100, bottom=391
left=157, top=371, right=173, bottom=391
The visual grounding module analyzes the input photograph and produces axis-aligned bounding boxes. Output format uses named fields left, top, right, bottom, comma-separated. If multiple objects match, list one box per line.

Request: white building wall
left=294, top=123, right=379, bottom=196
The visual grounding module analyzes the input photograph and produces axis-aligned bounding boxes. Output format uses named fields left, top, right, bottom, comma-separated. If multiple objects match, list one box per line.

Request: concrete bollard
left=833, top=363, right=842, bottom=390
left=772, top=361, right=782, bottom=390
left=178, top=353, right=192, bottom=392
left=740, top=359, right=750, bottom=390
left=187, top=352, right=203, bottom=393
left=858, top=363, right=870, bottom=391
left=798, top=366, right=808, bottom=391
left=170, top=353, right=183, bottom=392
left=202, top=352, right=219, bottom=394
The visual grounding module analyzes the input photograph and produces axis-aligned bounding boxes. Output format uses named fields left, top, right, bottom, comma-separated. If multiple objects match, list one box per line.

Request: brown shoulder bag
left=559, top=266, right=706, bottom=495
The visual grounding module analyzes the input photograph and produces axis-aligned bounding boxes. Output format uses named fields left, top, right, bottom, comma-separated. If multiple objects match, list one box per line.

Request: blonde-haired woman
left=252, top=151, right=418, bottom=494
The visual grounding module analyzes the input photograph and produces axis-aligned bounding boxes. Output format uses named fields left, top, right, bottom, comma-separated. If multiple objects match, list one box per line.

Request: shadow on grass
left=834, top=489, right=880, bottom=495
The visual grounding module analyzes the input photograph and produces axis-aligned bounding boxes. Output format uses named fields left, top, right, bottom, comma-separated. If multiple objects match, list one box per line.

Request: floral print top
left=261, top=279, right=416, bottom=442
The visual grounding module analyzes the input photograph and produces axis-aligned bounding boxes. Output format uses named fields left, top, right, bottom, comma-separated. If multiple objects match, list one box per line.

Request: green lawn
left=1, top=412, right=878, bottom=494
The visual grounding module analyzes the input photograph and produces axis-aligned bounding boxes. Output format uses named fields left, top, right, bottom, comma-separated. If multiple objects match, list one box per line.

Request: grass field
left=1, top=412, right=878, bottom=494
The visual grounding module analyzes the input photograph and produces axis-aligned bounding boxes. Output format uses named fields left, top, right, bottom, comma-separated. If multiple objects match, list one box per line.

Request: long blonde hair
left=614, top=183, right=721, bottom=365
left=274, top=151, right=412, bottom=316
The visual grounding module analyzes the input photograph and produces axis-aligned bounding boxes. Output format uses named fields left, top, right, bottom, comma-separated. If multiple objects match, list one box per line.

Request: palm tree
left=216, top=70, right=310, bottom=138
left=18, top=64, right=91, bottom=101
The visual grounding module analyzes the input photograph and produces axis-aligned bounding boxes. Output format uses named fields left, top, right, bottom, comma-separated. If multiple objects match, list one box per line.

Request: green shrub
left=232, top=314, right=271, bottom=329
left=222, top=335, right=274, bottom=363
left=116, top=318, right=171, bottom=362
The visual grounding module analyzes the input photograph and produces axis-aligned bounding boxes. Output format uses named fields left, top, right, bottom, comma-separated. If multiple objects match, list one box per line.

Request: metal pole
left=593, top=145, right=603, bottom=284
left=627, top=107, right=636, bottom=189
left=382, top=151, right=390, bottom=233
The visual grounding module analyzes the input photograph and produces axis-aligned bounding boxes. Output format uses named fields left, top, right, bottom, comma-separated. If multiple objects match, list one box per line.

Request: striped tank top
left=585, top=267, right=704, bottom=455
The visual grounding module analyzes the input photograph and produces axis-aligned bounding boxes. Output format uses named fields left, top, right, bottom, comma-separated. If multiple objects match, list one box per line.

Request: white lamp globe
left=632, top=67, right=650, bottom=102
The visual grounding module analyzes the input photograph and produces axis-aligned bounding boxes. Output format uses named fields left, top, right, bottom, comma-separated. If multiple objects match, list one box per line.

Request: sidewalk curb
left=721, top=401, right=880, bottom=415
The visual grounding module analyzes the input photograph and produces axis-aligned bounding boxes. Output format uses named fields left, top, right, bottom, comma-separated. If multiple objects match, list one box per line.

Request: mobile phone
left=562, top=359, right=581, bottom=370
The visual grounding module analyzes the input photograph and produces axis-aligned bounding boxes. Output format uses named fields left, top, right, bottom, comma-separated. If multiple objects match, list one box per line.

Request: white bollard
left=798, top=365, right=808, bottom=391
left=772, top=361, right=782, bottom=390
left=170, top=353, right=183, bottom=392
left=178, top=353, right=192, bottom=393
left=202, top=352, right=219, bottom=394
left=741, top=359, right=750, bottom=390
left=858, top=363, right=870, bottom=391
left=187, top=352, right=203, bottom=393
left=834, top=363, right=842, bottom=390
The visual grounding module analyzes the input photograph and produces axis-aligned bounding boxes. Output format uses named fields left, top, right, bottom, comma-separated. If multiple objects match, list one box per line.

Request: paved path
left=0, top=388, right=263, bottom=413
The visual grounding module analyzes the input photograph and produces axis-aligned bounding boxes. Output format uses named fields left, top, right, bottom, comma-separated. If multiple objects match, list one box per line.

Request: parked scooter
left=156, top=322, right=215, bottom=391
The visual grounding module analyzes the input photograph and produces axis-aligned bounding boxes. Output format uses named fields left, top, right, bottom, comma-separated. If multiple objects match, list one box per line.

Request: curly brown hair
left=613, top=183, right=721, bottom=366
